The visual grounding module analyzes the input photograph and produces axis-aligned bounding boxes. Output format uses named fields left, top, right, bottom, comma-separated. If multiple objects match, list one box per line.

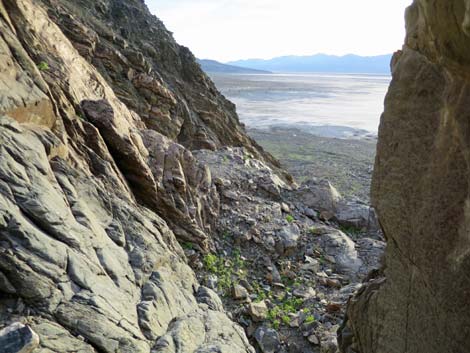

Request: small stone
left=304, top=208, right=318, bottom=218
left=320, top=210, right=335, bottom=221
left=308, top=334, right=320, bottom=345
left=207, top=275, right=218, bottom=289
left=324, top=255, right=336, bottom=264
left=281, top=202, right=290, bottom=213
left=232, top=284, right=249, bottom=300
left=264, top=236, right=275, bottom=248
left=302, top=257, right=320, bottom=272
left=239, top=279, right=254, bottom=292
left=326, top=302, right=342, bottom=313
left=318, top=277, right=342, bottom=289
left=326, top=279, right=342, bottom=289
left=293, top=287, right=316, bottom=299
left=248, top=300, right=268, bottom=322
left=289, top=316, right=301, bottom=328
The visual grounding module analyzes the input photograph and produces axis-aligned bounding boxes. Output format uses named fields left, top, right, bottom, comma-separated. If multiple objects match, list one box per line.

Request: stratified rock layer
left=0, top=0, right=256, bottom=351
left=38, top=0, right=287, bottom=179
left=339, top=1, right=470, bottom=352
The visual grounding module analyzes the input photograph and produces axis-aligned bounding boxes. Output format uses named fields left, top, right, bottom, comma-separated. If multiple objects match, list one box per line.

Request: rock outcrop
left=339, top=1, right=470, bottom=352
left=38, top=0, right=287, bottom=180
left=0, top=0, right=259, bottom=351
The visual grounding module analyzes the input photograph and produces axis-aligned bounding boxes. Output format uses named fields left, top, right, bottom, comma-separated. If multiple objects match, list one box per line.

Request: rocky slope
left=339, top=1, right=470, bottom=352
left=189, top=147, right=383, bottom=353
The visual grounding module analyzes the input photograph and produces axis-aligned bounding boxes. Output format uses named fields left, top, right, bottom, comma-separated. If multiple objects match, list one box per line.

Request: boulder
left=319, top=231, right=363, bottom=277
left=277, top=223, right=301, bottom=254
left=253, top=327, right=281, bottom=353
left=334, top=201, right=379, bottom=232
left=293, top=179, right=341, bottom=213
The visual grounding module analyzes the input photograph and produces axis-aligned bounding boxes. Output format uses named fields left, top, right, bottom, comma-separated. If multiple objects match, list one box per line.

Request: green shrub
left=286, top=215, right=295, bottom=223
left=37, top=61, right=49, bottom=71
left=304, top=315, right=315, bottom=324
left=266, top=297, right=304, bottom=327
left=203, top=254, right=219, bottom=273
left=203, top=251, right=246, bottom=294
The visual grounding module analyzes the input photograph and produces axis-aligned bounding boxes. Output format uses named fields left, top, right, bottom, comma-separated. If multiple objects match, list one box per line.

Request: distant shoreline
left=211, top=71, right=391, bottom=77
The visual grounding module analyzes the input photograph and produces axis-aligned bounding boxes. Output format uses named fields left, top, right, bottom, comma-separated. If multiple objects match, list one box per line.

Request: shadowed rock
left=0, top=323, right=40, bottom=353
left=339, top=1, right=470, bottom=352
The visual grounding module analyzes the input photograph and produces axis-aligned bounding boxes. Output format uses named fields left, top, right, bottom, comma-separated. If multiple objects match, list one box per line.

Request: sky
left=145, top=0, right=412, bottom=62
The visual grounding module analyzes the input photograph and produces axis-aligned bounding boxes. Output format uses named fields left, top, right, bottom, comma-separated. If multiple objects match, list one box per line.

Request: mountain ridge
left=197, top=59, right=271, bottom=74
left=227, top=53, right=392, bottom=73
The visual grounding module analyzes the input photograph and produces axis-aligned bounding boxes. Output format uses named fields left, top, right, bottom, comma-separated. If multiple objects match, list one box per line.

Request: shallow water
left=210, top=72, right=390, bottom=137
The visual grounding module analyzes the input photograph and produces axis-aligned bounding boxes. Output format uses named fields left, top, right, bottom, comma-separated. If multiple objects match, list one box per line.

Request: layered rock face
left=0, top=0, right=259, bottom=351
left=339, top=1, right=470, bottom=352
left=39, top=0, right=285, bottom=175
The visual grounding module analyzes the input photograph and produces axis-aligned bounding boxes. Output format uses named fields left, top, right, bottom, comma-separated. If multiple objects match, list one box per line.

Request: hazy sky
left=146, top=0, right=412, bottom=62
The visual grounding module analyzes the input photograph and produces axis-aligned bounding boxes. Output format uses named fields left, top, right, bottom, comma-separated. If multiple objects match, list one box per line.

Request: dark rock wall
left=339, top=1, right=470, bottom=352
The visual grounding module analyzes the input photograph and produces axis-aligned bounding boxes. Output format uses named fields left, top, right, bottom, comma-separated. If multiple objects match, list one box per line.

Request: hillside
left=197, top=59, right=271, bottom=74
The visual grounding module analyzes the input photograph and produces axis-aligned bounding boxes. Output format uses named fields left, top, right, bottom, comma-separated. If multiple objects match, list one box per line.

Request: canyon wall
left=339, top=1, right=470, bottom=352
left=0, top=0, right=264, bottom=351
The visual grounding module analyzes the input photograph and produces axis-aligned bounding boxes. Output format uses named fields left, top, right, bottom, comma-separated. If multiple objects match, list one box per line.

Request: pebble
left=326, top=302, right=342, bottom=313
left=281, top=202, right=290, bottom=213
left=232, top=284, right=249, bottom=300
left=308, top=334, right=320, bottom=345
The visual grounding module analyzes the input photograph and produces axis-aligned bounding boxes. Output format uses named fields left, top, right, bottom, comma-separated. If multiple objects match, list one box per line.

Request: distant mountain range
left=227, top=54, right=393, bottom=74
left=197, top=59, right=271, bottom=74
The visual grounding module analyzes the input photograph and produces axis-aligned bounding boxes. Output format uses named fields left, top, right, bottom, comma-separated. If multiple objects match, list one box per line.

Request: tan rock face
left=0, top=0, right=255, bottom=352
left=339, top=1, right=470, bottom=352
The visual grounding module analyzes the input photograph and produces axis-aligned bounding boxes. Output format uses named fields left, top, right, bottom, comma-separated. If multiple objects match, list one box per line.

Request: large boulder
left=339, top=1, right=470, bottom=352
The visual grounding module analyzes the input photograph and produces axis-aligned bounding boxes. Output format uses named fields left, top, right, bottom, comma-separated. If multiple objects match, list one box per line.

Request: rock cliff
left=0, top=0, right=263, bottom=351
left=339, top=1, right=470, bottom=352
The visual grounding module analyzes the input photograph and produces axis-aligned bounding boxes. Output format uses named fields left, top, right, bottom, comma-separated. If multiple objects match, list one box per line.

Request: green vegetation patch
left=203, top=249, right=246, bottom=294
left=37, top=61, right=50, bottom=71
